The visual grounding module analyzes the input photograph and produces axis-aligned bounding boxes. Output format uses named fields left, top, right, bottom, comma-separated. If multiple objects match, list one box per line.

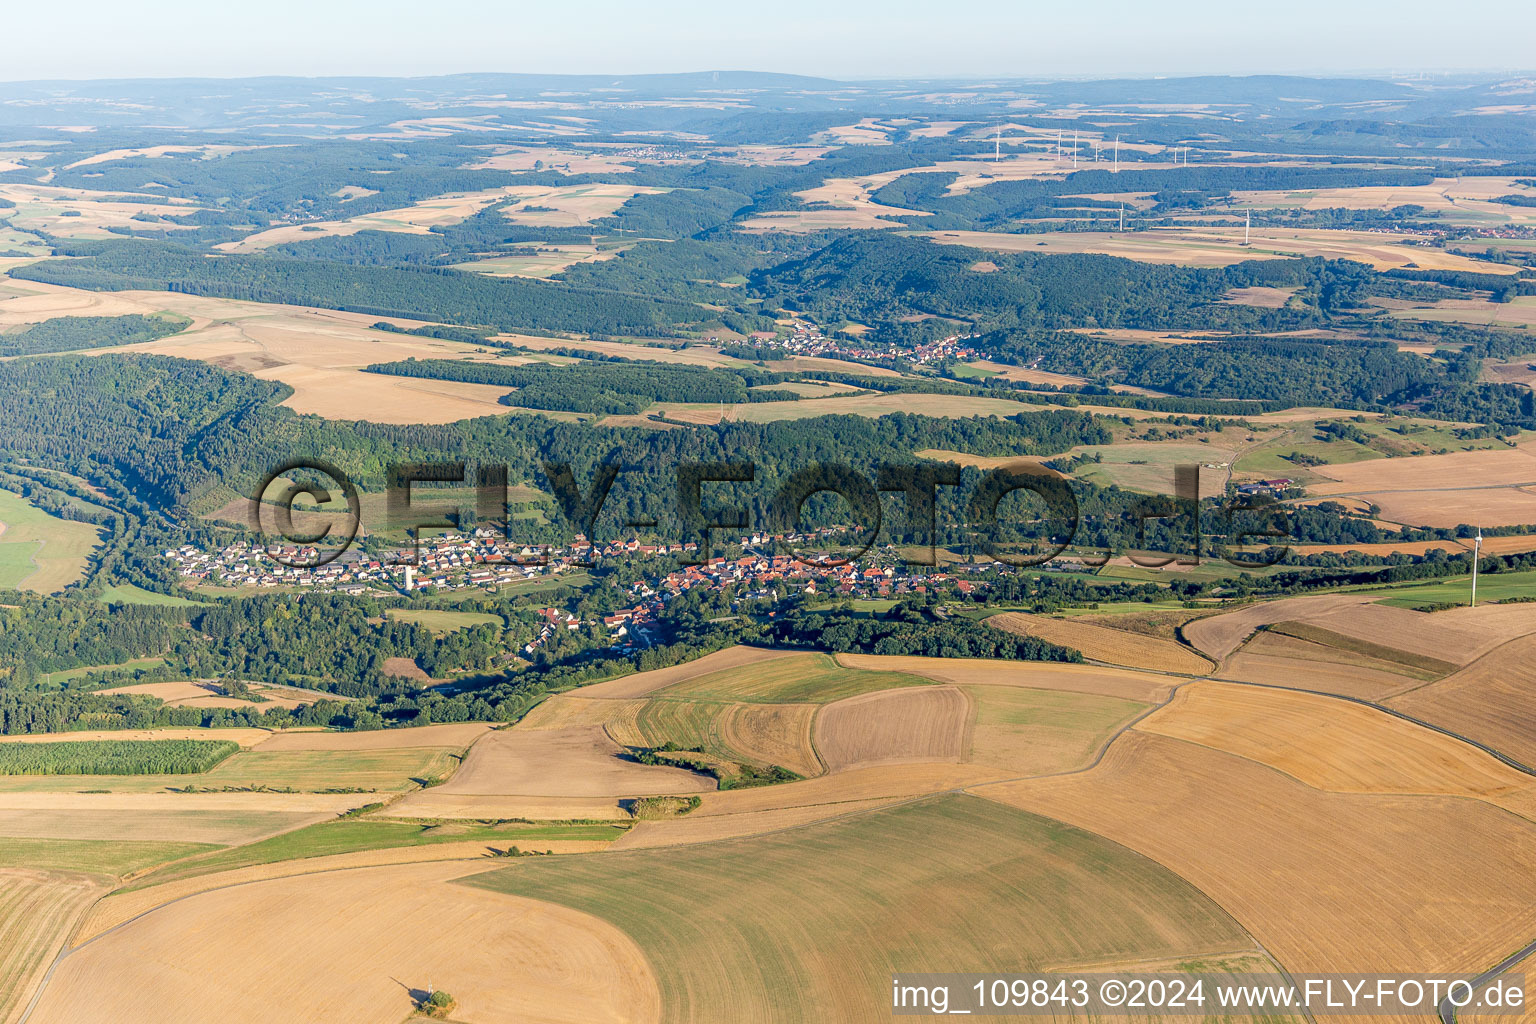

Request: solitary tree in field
left=419, top=987, right=456, bottom=1019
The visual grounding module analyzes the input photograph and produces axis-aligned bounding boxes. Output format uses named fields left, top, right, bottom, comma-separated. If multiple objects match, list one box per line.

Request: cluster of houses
left=758, top=321, right=979, bottom=367
left=1235, top=478, right=1295, bottom=498
left=164, top=534, right=573, bottom=596
left=166, top=530, right=996, bottom=651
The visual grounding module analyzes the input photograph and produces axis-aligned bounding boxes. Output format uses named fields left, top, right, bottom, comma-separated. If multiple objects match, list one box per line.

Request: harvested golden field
left=1140, top=681, right=1536, bottom=813
left=606, top=695, right=822, bottom=778
left=464, top=145, right=650, bottom=174
left=467, top=795, right=1257, bottom=1024
left=819, top=119, right=896, bottom=145
left=385, top=725, right=712, bottom=822
left=913, top=448, right=1059, bottom=474
left=980, top=730, right=1536, bottom=979
left=0, top=727, right=273, bottom=748
left=1287, top=538, right=1473, bottom=557
left=0, top=807, right=322, bottom=846
left=1194, top=594, right=1536, bottom=683
left=250, top=722, right=492, bottom=751
left=0, top=281, right=534, bottom=424
left=0, top=183, right=204, bottom=239
left=1223, top=285, right=1297, bottom=307
left=1235, top=176, right=1536, bottom=228
left=31, top=861, right=661, bottom=1024
left=452, top=243, right=623, bottom=279
left=925, top=226, right=1518, bottom=273
left=1182, top=593, right=1380, bottom=661
left=0, top=278, right=156, bottom=324
left=0, top=747, right=458, bottom=797
left=107, top=315, right=514, bottom=423
left=382, top=793, right=634, bottom=821
left=738, top=167, right=925, bottom=232
left=500, top=333, right=756, bottom=368
left=760, top=354, right=907, bottom=377
left=990, top=612, right=1214, bottom=674
left=1272, top=600, right=1532, bottom=666
left=835, top=654, right=1177, bottom=703
left=0, top=789, right=366, bottom=816
left=655, top=391, right=1032, bottom=425
left=1267, top=620, right=1457, bottom=678
left=693, top=762, right=1008, bottom=819
left=956, top=359, right=1098, bottom=387
left=74, top=839, right=605, bottom=943
left=814, top=686, right=971, bottom=771
left=1482, top=519, right=1536, bottom=569
left=1308, top=442, right=1536, bottom=493
left=95, top=680, right=307, bottom=711
left=62, top=143, right=270, bottom=169
left=502, top=183, right=669, bottom=227
left=574, top=646, right=805, bottom=699
left=1305, top=442, right=1536, bottom=527
left=963, top=685, right=1151, bottom=776
left=217, top=183, right=531, bottom=252
left=1359, top=487, right=1536, bottom=528
left=518, top=695, right=644, bottom=730
left=1055, top=439, right=1240, bottom=497
left=426, top=726, right=711, bottom=797
left=611, top=798, right=903, bottom=850
left=654, top=652, right=931, bottom=704
left=1484, top=355, right=1536, bottom=388
left=1218, top=632, right=1423, bottom=700
left=1385, top=295, right=1536, bottom=331
left=0, top=869, right=103, bottom=1024
left=1389, top=634, right=1536, bottom=768
left=715, top=702, right=821, bottom=778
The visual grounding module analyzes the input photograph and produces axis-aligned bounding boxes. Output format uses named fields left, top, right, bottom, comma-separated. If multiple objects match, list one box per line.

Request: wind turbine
left=1114, top=135, right=1120, bottom=172
left=1072, top=130, right=1078, bottom=168
left=1244, top=208, right=1251, bottom=245
left=1119, top=203, right=1125, bottom=232
left=994, top=122, right=1001, bottom=162
left=1471, top=526, right=1483, bottom=607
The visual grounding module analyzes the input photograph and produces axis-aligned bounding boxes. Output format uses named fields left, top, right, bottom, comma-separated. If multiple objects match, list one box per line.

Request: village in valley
left=164, top=530, right=992, bottom=651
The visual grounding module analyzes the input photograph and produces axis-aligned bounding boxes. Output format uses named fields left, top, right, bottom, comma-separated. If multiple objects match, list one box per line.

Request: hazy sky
left=6, top=0, right=1535, bottom=81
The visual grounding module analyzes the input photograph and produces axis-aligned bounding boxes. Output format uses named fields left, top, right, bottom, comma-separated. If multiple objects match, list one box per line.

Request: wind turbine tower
left=1471, top=527, right=1484, bottom=606
left=1244, top=208, right=1251, bottom=245
left=1119, top=203, right=1124, bottom=232
left=994, top=123, right=1001, bottom=162
left=1072, top=130, right=1078, bottom=168
left=1114, top=135, right=1120, bottom=172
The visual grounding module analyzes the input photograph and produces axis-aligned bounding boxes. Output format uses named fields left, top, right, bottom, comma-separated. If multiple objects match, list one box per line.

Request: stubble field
left=465, top=795, right=1258, bottom=1024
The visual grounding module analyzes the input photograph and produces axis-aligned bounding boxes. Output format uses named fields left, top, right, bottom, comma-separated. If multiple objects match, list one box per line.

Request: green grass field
left=0, top=837, right=219, bottom=876
left=43, top=656, right=165, bottom=684
left=464, top=795, right=1256, bottom=1022
left=1372, top=568, right=1536, bottom=608
left=1234, top=438, right=1382, bottom=479
left=0, top=487, right=104, bottom=592
left=385, top=608, right=500, bottom=633
left=0, top=747, right=459, bottom=794
left=950, top=362, right=1000, bottom=379
left=657, top=652, right=932, bottom=703
left=96, top=583, right=204, bottom=607
left=127, top=817, right=627, bottom=889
